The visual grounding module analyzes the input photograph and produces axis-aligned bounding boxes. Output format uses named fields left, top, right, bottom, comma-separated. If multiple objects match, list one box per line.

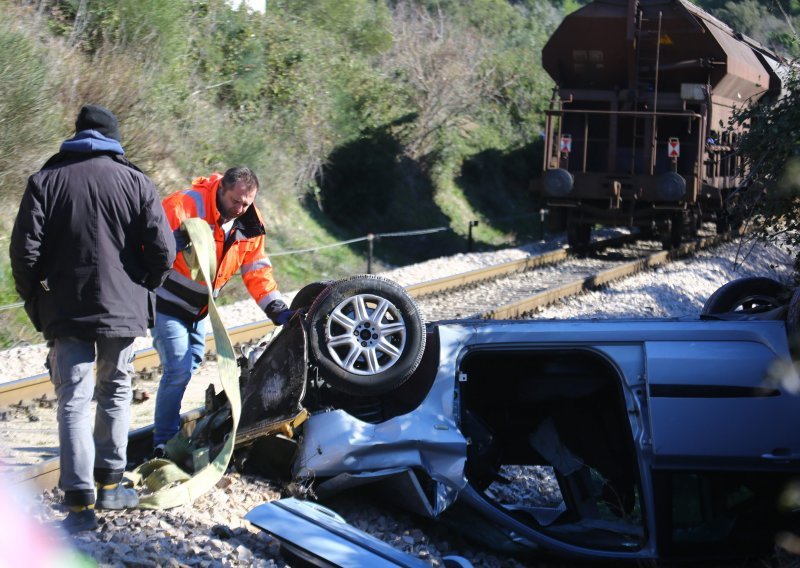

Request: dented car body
left=196, top=275, right=800, bottom=562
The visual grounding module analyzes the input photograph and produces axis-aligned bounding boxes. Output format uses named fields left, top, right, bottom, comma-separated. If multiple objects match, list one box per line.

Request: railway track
left=0, top=232, right=633, bottom=409
left=2, top=228, right=734, bottom=492
left=421, top=228, right=730, bottom=320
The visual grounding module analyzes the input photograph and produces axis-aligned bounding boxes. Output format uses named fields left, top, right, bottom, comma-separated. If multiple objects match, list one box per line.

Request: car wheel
left=701, top=277, right=789, bottom=315
left=307, top=274, right=426, bottom=396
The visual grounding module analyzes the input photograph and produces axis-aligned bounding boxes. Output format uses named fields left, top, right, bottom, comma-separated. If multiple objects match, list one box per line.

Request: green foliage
left=278, top=0, right=393, bottom=54
left=716, top=1, right=793, bottom=54
left=0, top=239, right=40, bottom=347
left=189, top=1, right=270, bottom=108
left=0, top=12, right=64, bottom=212
left=480, top=1, right=562, bottom=137
left=772, top=31, right=800, bottom=57
left=730, top=69, right=800, bottom=256
left=430, top=0, right=559, bottom=139
left=44, top=0, right=192, bottom=62
left=560, top=0, right=587, bottom=15
left=457, top=0, right=521, bottom=36
left=694, top=0, right=800, bottom=57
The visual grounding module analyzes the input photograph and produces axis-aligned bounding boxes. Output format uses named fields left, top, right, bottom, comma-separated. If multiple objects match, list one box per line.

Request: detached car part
left=246, top=498, right=472, bottom=568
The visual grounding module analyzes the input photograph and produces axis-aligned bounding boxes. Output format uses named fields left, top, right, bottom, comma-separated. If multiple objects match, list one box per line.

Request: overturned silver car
left=184, top=275, right=800, bottom=562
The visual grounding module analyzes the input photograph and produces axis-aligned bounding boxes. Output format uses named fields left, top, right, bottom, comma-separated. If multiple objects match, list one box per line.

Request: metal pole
left=467, top=221, right=479, bottom=252
left=582, top=114, right=588, bottom=173
left=540, top=208, right=548, bottom=240
left=650, top=11, right=663, bottom=175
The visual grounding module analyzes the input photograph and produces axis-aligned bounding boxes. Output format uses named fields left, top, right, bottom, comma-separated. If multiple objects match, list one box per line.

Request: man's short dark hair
left=221, top=167, right=259, bottom=193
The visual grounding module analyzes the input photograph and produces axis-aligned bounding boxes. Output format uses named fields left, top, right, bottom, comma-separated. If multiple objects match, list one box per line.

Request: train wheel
left=658, top=220, right=672, bottom=250
left=672, top=212, right=688, bottom=249
left=689, top=207, right=702, bottom=237
left=567, top=214, right=591, bottom=254
left=715, top=215, right=730, bottom=234
left=715, top=207, right=743, bottom=235
left=660, top=212, right=688, bottom=251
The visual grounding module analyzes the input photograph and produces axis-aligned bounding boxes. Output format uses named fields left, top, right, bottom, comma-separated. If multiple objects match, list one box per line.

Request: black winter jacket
left=9, top=151, right=176, bottom=340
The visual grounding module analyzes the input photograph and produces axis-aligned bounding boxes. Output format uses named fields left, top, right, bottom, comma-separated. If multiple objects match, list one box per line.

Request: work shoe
left=96, top=484, right=139, bottom=510
left=61, top=509, right=98, bottom=534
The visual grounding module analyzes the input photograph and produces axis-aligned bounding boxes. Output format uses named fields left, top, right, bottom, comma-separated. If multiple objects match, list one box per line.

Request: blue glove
left=173, top=228, right=190, bottom=251
left=265, top=299, right=295, bottom=326
left=273, top=309, right=296, bottom=326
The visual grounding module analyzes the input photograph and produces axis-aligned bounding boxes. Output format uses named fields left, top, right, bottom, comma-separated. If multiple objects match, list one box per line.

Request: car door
left=644, top=321, right=800, bottom=557
left=645, top=322, right=800, bottom=468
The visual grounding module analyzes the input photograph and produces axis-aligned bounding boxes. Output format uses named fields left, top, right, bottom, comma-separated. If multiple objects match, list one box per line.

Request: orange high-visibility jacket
left=155, top=173, right=282, bottom=322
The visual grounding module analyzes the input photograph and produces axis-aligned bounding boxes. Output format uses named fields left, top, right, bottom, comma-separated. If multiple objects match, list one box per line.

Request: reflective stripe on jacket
left=156, top=173, right=282, bottom=322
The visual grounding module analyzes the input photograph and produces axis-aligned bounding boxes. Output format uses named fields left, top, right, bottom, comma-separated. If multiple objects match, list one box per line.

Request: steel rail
left=484, top=231, right=729, bottom=320
left=0, top=319, right=274, bottom=407
left=405, top=233, right=637, bottom=298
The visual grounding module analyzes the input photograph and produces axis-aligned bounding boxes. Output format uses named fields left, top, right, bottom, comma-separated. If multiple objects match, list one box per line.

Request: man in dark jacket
left=9, top=104, right=175, bottom=533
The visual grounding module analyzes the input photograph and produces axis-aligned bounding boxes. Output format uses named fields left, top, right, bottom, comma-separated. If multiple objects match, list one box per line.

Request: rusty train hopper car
left=537, top=0, right=786, bottom=251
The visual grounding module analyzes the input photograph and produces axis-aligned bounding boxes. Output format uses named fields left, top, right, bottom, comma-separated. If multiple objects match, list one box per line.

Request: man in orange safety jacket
left=151, top=166, right=294, bottom=455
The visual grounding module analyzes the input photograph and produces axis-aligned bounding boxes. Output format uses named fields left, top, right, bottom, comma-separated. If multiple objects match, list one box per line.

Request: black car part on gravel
left=700, top=277, right=792, bottom=318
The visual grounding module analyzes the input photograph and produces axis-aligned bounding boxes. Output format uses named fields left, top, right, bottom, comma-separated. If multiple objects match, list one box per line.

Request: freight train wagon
left=536, top=0, right=786, bottom=250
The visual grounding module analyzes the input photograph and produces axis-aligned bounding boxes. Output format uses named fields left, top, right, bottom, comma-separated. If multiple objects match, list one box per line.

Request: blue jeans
left=47, top=336, right=135, bottom=507
left=152, top=311, right=206, bottom=446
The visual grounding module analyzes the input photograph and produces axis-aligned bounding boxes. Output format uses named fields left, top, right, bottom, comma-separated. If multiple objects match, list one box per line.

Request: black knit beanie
left=75, top=104, right=121, bottom=142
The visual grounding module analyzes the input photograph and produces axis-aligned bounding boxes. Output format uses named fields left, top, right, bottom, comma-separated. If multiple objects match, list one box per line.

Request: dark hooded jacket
left=9, top=132, right=176, bottom=340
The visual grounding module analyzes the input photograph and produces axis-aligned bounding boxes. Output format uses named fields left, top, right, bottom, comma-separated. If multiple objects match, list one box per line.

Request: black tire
left=307, top=274, right=426, bottom=396
left=701, top=277, right=789, bottom=316
left=290, top=280, right=333, bottom=310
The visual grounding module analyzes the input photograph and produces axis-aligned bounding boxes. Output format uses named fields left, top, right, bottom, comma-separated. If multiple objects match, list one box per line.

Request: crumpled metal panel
left=313, top=468, right=459, bottom=519
left=239, top=317, right=307, bottom=437
left=293, top=326, right=474, bottom=517
left=245, top=498, right=434, bottom=567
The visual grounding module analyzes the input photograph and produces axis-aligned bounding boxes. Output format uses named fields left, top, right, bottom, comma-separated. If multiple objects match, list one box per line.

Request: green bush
left=0, top=14, right=64, bottom=214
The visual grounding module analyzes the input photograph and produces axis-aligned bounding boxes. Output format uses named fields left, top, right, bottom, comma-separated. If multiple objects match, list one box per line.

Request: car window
left=459, top=348, right=646, bottom=552
left=654, top=470, right=797, bottom=557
